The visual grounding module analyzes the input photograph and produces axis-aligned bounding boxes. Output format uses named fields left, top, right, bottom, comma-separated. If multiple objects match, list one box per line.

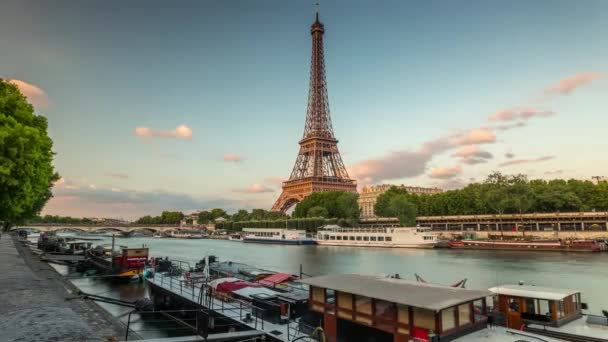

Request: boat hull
left=449, top=240, right=601, bottom=252
left=242, top=238, right=316, bottom=245
left=315, top=241, right=436, bottom=248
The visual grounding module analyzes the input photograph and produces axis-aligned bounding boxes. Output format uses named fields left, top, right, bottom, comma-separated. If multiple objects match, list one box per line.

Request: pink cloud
left=8, top=79, right=50, bottom=109
left=223, top=154, right=243, bottom=162
left=547, top=72, right=601, bottom=94
left=505, top=152, right=515, bottom=159
left=451, top=145, right=492, bottom=159
left=134, top=125, right=193, bottom=140
left=233, top=184, right=275, bottom=194
left=488, top=108, right=554, bottom=122
left=544, top=170, right=563, bottom=175
left=452, top=128, right=496, bottom=145
left=499, top=155, right=554, bottom=167
left=264, top=176, right=286, bottom=188
left=429, top=165, right=463, bottom=179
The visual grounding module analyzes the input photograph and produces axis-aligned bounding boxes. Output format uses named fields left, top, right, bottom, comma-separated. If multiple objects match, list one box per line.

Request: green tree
left=210, top=208, right=228, bottom=219
left=0, top=79, right=59, bottom=231
left=307, top=206, right=329, bottom=218
left=293, top=191, right=359, bottom=220
left=388, top=195, right=417, bottom=226
left=197, top=210, right=213, bottom=224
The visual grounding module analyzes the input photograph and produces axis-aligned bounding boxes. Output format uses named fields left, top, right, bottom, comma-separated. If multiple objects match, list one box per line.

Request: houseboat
left=315, top=226, right=439, bottom=248
left=449, top=237, right=603, bottom=252
left=301, top=274, right=491, bottom=342
left=86, top=242, right=149, bottom=279
left=242, top=228, right=315, bottom=245
left=489, top=284, right=608, bottom=341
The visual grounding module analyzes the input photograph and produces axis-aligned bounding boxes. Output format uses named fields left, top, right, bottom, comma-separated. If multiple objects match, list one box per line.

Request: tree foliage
left=136, top=211, right=184, bottom=224
left=293, top=191, right=360, bottom=221
left=0, top=79, right=59, bottom=231
left=377, top=172, right=608, bottom=219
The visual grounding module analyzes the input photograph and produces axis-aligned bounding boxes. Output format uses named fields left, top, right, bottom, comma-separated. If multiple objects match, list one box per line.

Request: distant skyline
left=1, top=0, right=606, bottom=219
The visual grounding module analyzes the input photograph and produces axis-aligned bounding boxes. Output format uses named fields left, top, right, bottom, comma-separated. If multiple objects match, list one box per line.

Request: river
left=51, top=236, right=608, bottom=338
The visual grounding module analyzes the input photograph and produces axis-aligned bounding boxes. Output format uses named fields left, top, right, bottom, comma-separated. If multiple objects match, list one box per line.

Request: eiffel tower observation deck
left=272, top=8, right=357, bottom=213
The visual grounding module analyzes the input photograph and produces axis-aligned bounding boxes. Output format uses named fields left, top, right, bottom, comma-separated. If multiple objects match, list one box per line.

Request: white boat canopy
left=489, top=284, right=580, bottom=301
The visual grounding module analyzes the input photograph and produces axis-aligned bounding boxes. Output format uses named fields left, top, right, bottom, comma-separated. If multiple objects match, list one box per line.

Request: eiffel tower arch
left=272, top=10, right=356, bottom=213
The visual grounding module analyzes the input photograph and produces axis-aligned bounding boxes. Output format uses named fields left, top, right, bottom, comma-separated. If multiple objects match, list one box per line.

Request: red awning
left=216, top=280, right=261, bottom=294
left=258, top=273, right=295, bottom=286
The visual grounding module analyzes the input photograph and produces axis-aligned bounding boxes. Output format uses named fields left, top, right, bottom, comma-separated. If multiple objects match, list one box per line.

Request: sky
left=1, top=0, right=607, bottom=219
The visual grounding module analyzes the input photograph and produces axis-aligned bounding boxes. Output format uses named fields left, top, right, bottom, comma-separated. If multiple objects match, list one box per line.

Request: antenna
left=315, top=0, right=320, bottom=21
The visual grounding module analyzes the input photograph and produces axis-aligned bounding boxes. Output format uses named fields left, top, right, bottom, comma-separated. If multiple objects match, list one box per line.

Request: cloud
left=350, top=127, right=498, bottom=184
left=546, top=72, right=601, bottom=94
left=264, top=177, right=286, bottom=188
left=431, top=178, right=469, bottom=190
left=7, top=79, right=50, bottom=109
left=54, top=177, right=66, bottom=186
left=429, top=165, right=463, bottom=179
left=505, top=152, right=515, bottom=159
left=451, top=128, right=496, bottom=146
left=223, top=154, right=243, bottom=162
left=106, top=172, right=129, bottom=179
left=233, top=184, right=275, bottom=194
left=349, top=151, right=432, bottom=185
left=134, top=125, right=193, bottom=140
left=499, top=155, right=554, bottom=167
left=451, top=145, right=493, bottom=159
left=544, top=170, right=563, bottom=175
left=489, top=108, right=554, bottom=122
left=494, top=122, right=527, bottom=131
left=45, top=183, right=247, bottom=219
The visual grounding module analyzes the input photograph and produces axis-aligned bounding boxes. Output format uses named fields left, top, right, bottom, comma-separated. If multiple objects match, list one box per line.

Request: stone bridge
left=12, top=224, right=187, bottom=234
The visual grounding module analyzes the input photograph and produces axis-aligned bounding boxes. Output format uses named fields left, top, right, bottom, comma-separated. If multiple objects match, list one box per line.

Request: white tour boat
left=242, top=228, right=316, bottom=245
left=315, top=226, right=439, bottom=248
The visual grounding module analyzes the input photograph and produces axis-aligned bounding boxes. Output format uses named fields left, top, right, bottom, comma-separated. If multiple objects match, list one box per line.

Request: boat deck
left=147, top=272, right=311, bottom=342
left=453, top=326, right=566, bottom=342
left=528, top=316, right=608, bottom=341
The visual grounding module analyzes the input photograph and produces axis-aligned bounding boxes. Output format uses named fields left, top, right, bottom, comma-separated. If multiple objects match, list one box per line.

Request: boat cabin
left=489, top=284, right=583, bottom=329
left=300, top=274, right=492, bottom=342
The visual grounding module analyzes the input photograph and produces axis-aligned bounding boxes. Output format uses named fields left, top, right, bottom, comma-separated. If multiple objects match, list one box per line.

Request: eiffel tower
left=272, top=8, right=356, bottom=213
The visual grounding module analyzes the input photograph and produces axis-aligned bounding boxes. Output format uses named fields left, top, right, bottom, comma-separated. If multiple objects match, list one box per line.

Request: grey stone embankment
left=0, top=234, right=129, bottom=341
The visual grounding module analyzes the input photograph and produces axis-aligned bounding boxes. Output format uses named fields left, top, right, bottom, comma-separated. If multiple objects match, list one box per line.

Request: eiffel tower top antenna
left=315, top=0, right=320, bottom=21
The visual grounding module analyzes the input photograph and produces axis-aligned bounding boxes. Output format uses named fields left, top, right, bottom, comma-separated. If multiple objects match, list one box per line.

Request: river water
left=51, top=236, right=608, bottom=338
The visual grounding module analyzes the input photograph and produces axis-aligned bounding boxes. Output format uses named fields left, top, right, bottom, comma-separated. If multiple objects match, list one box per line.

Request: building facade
left=358, top=184, right=443, bottom=218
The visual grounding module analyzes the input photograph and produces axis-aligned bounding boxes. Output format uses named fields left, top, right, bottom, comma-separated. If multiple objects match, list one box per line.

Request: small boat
left=242, top=228, right=315, bottom=245
left=228, top=233, right=243, bottom=241
left=152, top=233, right=163, bottom=238
left=58, top=240, right=94, bottom=255
left=85, top=236, right=149, bottom=279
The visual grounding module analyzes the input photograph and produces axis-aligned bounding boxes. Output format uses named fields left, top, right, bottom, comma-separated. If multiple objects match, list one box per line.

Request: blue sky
left=1, top=0, right=606, bottom=219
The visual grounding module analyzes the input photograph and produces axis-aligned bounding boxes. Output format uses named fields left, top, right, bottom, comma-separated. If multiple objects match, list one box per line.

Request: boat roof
left=299, top=274, right=491, bottom=311
left=243, top=228, right=304, bottom=232
left=489, top=285, right=580, bottom=300
left=65, top=240, right=93, bottom=245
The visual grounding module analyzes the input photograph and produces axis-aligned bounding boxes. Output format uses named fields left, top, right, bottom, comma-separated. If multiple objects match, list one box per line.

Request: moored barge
left=449, top=238, right=603, bottom=252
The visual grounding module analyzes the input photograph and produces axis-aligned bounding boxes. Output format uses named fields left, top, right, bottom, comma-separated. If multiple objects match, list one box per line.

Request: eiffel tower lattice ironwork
left=272, top=10, right=356, bottom=213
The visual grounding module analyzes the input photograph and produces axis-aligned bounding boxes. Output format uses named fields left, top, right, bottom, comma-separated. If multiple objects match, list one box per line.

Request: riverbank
left=0, top=234, right=130, bottom=341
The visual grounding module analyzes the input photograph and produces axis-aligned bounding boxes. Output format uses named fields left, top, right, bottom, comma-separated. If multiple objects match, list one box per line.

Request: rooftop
left=299, top=274, right=491, bottom=311
left=489, top=284, right=580, bottom=301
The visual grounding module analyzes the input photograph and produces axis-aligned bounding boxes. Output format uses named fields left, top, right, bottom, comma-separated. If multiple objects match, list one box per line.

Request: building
left=300, top=274, right=491, bottom=342
left=358, top=184, right=443, bottom=218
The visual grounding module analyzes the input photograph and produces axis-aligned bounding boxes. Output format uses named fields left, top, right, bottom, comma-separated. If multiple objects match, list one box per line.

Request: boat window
left=458, top=304, right=471, bottom=326
left=413, top=307, right=435, bottom=330
left=336, top=236, right=342, bottom=240
left=370, top=236, right=377, bottom=241
left=355, top=295, right=373, bottom=324
left=374, top=300, right=396, bottom=331
left=442, top=307, right=456, bottom=331
left=312, top=287, right=325, bottom=312
left=386, top=237, right=392, bottom=242
left=363, top=236, right=369, bottom=241
left=378, top=236, right=385, bottom=241
left=473, top=299, right=485, bottom=321
left=323, top=235, right=329, bottom=240
left=349, top=236, right=355, bottom=240
left=338, top=291, right=353, bottom=309
left=356, top=236, right=362, bottom=241
left=330, top=236, right=335, bottom=240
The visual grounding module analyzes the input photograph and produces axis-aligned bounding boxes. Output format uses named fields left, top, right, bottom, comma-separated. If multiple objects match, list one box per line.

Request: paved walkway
left=0, top=234, right=125, bottom=341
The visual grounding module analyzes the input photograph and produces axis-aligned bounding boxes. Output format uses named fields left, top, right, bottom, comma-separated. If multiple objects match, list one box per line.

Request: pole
left=111, top=234, right=116, bottom=269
